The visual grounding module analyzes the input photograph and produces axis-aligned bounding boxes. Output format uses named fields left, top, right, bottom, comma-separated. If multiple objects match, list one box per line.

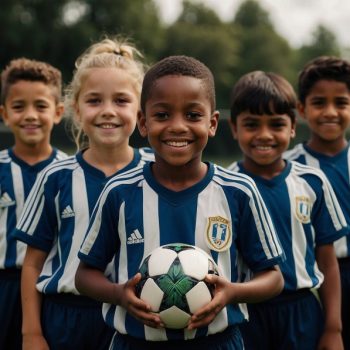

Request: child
left=75, top=55, right=284, bottom=350
left=0, top=58, right=66, bottom=350
left=228, top=70, right=349, bottom=350
left=284, top=56, right=350, bottom=349
left=13, top=37, right=153, bottom=350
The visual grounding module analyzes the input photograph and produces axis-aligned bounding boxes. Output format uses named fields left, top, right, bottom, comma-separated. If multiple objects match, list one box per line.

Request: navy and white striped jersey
left=284, top=143, right=350, bottom=258
left=0, top=148, right=67, bottom=269
left=14, top=147, right=153, bottom=294
left=78, top=162, right=284, bottom=341
left=229, top=160, right=350, bottom=291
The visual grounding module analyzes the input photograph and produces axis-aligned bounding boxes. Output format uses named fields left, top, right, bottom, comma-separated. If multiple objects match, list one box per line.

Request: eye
left=336, top=99, right=350, bottom=108
left=242, top=121, right=258, bottom=128
left=154, top=111, right=169, bottom=120
left=186, top=111, right=202, bottom=120
left=115, top=97, right=129, bottom=105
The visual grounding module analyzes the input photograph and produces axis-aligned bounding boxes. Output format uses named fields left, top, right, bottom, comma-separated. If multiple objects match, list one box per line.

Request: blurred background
left=1, top=0, right=348, bottom=165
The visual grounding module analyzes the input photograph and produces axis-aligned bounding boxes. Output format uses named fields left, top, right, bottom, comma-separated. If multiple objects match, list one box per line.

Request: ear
left=0, top=105, right=9, bottom=126
left=290, top=121, right=297, bottom=139
left=296, top=101, right=306, bottom=121
left=137, top=110, right=148, bottom=138
left=208, top=111, right=220, bottom=138
left=228, top=118, right=238, bottom=139
left=54, top=102, right=65, bottom=125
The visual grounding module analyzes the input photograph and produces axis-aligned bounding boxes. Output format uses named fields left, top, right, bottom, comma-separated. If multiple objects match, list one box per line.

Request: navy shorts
left=339, top=258, right=350, bottom=350
left=0, top=269, right=22, bottom=350
left=110, top=325, right=244, bottom=350
left=41, top=293, right=114, bottom=350
left=240, top=289, right=324, bottom=350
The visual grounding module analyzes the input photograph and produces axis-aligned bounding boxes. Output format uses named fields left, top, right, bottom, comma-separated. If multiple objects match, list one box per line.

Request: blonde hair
left=65, top=36, right=146, bottom=150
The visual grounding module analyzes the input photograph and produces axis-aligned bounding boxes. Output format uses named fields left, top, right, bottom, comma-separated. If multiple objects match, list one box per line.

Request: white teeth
left=256, top=146, right=272, bottom=150
left=99, top=124, right=116, bottom=129
left=166, top=141, right=188, bottom=147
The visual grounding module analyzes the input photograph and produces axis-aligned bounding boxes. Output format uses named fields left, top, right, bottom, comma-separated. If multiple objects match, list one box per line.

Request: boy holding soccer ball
left=75, top=55, right=284, bottom=350
left=228, top=70, right=349, bottom=350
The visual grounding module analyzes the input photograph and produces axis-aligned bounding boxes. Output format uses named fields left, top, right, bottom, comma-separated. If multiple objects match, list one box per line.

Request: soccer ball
left=135, top=243, right=219, bottom=329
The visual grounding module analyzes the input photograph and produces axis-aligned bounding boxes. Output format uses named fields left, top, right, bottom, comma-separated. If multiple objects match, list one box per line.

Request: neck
left=152, top=158, right=208, bottom=191
left=13, top=143, right=53, bottom=165
left=307, top=137, right=348, bottom=156
left=83, top=144, right=134, bottom=177
left=242, top=158, right=286, bottom=180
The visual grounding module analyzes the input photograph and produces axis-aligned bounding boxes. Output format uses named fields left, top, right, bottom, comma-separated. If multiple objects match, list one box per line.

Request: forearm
left=21, top=249, right=46, bottom=336
left=75, top=261, right=121, bottom=305
left=230, top=266, right=283, bottom=304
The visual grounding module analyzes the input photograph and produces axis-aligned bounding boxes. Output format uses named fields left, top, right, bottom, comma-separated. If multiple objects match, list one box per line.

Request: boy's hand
left=119, top=273, right=164, bottom=329
left=187, top=274, right=232, bottom=330
left=23, top=334, right=49, bottom=350
left=317, top=329, right=343, bottom=350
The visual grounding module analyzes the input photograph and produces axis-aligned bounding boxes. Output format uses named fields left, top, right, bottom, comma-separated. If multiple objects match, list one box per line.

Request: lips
left=21, top=124, right=41, bottom=129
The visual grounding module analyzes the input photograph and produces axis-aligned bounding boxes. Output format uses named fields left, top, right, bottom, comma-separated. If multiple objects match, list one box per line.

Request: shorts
left=240, top=289, right=323, bottom=350
left=110, top=325, right=244, bottom=350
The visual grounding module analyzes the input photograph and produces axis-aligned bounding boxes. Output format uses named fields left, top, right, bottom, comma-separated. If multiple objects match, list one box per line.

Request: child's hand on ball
left=119, top=273, right=164, bottom=329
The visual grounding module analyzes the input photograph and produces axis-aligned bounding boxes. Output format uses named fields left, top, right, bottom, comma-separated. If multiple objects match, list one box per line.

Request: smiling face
left=138, top=75, right=218, bottom=171
left=1, top=80, right=63, bottom=151
left=298, top=79, right=350, bottom=152
left=231, top=112, right=295, bottom=177
left=75, top=67, right=139, bottom=151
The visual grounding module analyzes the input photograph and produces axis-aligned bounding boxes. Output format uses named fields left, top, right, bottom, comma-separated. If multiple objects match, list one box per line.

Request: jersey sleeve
left=13, top=169, right=58, bottom=252
left=308, top=172, right=350, bottom=244
left=78, top=183, right=121, bottom=271
left=233, top=176, right=285, bottom=272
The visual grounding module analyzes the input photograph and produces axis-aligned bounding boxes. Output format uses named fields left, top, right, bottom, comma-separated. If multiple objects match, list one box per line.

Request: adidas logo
left=127, top=229, right=144, bottom=244
left=61, top=205, right=75, bottom=219
left=0, top=192, right=15, bottom=207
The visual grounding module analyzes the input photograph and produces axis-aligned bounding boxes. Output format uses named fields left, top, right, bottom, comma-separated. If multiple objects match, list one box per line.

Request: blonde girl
left=14, top=37, right=153, bottom=350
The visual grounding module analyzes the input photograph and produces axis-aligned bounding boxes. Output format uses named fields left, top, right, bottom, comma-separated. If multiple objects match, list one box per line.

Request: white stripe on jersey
left=57, top=166, right=89, bottom=293
left=0, top=202, right=8, bottom=267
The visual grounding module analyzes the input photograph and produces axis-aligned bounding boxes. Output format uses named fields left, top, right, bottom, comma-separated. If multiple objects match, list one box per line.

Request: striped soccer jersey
left=14, top=148, right=153, bottom=294
left=229, top=160, right=349, bottom=291
left=78, top=162, right=284, bottom=341
left=0, top=148, right=67, bottom=269
left=284, top=143, right=350, bottom=258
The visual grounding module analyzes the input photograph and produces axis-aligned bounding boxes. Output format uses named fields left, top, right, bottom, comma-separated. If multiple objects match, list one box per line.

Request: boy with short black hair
left=228, top=70, right=349, bottom=350
left=74, top=55, right=284, bottom=350
left=285, top=55, right=350, bottom=350
left=0, top=58, right=66, bottom=349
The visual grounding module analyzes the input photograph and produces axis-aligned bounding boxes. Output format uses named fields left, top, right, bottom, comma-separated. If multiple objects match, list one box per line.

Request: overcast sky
left=153, top=0, right=350, bottom=48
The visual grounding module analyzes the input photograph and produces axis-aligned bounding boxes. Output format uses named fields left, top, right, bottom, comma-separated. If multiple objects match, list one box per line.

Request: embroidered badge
left=206, top=216, right=232, bottom=252
left=295, top=196, right=311, bottom=223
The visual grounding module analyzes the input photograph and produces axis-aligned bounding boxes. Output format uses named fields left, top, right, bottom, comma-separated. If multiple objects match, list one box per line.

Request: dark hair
left=298, top=56, right=350, bottom=104
left=230, top=71, right=297, bottom=122
left=1, top=58, right=62, bottom=104
left=141, top=55, right=215, bottom=112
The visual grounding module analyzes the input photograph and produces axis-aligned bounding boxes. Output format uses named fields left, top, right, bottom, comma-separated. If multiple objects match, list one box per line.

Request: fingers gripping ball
left=135, top=243, right=219, bottom=329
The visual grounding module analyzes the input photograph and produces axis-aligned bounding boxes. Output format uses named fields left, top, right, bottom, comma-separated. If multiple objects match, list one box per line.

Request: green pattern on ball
left=156, top=258, right=197, bottom=312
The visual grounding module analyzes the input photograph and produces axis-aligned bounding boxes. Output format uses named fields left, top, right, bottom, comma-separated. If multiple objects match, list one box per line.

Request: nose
left=256, top=125, right=273, bottom=140
left=167, top=114, right=188, bottom=133
left=24, top=106, right=38, bottom=121
left=101, top=101, right=117, bottom=118
left=323, top=103, right=337, bottom=117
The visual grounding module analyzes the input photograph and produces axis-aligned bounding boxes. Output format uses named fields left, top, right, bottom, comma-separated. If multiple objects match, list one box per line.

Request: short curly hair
left=298, top=56, right=350, bottom=104
left=141, top=55, right=216, bottom=112
left=1, top=58, right=62, bottom=104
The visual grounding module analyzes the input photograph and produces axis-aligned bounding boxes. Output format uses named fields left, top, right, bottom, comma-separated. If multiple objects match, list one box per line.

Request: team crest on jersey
left=295, top=196, right=311, bottom=223
left=206, top=216, right=232, bottom=252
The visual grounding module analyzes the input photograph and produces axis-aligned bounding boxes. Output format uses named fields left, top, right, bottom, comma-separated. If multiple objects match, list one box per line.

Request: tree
left=232, top=0, right=295, bottom=84
left=161, top=1, right=239, bottom=108
left=296, top=25, right=341, bottom=70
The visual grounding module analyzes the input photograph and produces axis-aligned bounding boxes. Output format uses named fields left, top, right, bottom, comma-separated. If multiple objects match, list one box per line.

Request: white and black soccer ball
left=135, top=243, right=219, bottom=329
